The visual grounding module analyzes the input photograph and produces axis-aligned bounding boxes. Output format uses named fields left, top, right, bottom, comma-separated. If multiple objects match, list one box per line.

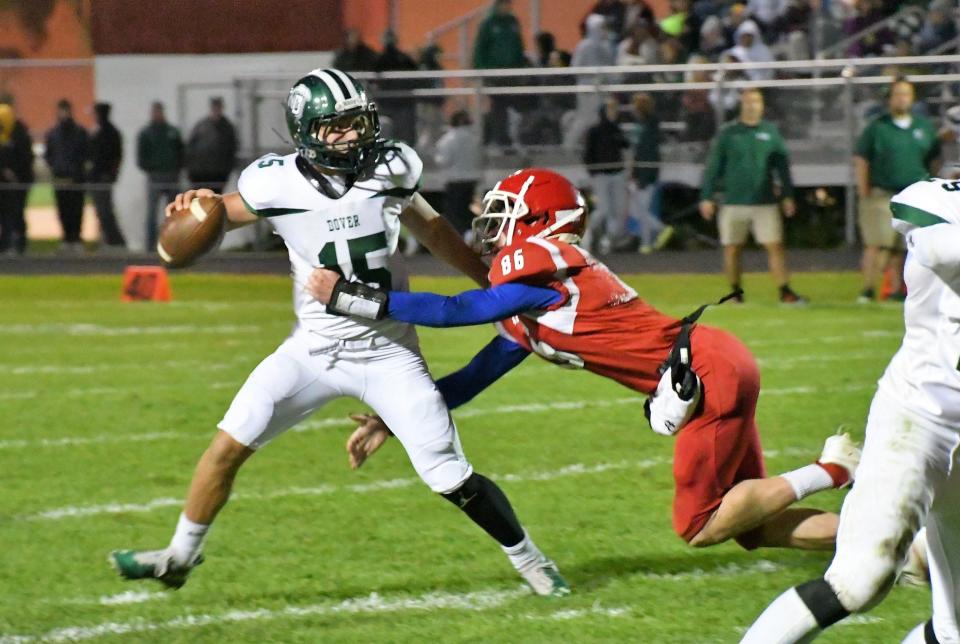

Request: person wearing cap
left=0, top=101, right=33, bottom=255
left=44, top=99, right=88, bottom=254
left=185, top=97, right=237, bottom=193
left=137, top=101, right=183, bottom=252
left=854, top=79, right=941, bottom=303
left=88, top=102, right=126, bottom=250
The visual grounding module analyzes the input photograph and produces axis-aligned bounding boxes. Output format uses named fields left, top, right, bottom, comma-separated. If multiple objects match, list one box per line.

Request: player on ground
left=741, top=177, right=960, bottom=643
left=307, top=168, right=860, bottom=551
left=109, top=70, right=569, bottom=597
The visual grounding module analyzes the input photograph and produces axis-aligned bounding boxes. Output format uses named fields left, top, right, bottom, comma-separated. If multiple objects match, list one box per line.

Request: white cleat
left=517, top=556, right=571, bottom=597
left=818, top=431, right=861, bottom=487
left=898, top=528, right=930, bottom=587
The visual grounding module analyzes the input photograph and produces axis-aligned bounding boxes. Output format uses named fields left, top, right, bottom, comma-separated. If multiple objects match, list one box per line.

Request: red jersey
left=489, top=237, right=681, bottom=394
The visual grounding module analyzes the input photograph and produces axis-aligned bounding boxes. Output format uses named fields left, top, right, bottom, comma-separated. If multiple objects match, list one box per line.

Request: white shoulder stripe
left=527, top=237, right=567, bottom=271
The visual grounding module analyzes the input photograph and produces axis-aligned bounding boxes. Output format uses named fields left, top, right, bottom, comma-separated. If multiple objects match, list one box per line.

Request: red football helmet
left=473, top=168, right=586, bottom=253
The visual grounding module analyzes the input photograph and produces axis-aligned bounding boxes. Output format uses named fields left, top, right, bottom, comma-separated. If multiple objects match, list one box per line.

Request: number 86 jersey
left=237, top=141, right=421, bottom=341
left=490, top=237, right=681, bottom=394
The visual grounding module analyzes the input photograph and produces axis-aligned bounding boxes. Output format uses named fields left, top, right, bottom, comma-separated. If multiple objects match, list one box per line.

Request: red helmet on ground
left=473, top=168, right=586, bottom=253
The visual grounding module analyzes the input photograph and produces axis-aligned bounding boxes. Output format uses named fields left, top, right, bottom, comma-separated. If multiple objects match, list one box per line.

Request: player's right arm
left=165, top=189, right=256, bottom=231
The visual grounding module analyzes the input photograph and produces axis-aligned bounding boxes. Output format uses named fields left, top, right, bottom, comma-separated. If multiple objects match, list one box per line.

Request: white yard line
left=1, top=356, right=256, bottom=377
left=0, top=431, right=185, bottom=450
left=23, top=447, right=815, bottom=523
left=3, top=561, right=790, bottom=642
left=757, top=352, right=882, bottom=368
left=1, top=381, right=873, bottom=451
left=0, top=324, right=262, bottom=336
left=0, top=587, right=528, bottom=644
left=746, top=330, right=901, bottom=347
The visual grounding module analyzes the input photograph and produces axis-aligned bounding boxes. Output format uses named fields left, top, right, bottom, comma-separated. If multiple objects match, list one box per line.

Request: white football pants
left=219, top=326, right=473, bottom=494
left=825, top=389, right=960, bottom=642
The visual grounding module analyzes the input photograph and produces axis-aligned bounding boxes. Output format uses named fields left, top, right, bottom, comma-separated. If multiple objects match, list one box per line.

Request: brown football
left=157, top=196, right=227, bottom=268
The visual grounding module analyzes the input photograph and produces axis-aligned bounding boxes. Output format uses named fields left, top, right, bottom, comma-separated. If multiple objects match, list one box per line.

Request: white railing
left=222, top=55, right=960, bottom=246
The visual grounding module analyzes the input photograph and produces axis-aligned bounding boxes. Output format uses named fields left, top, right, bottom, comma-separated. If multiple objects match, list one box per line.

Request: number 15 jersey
left=237, top=142, right=421, bottom=341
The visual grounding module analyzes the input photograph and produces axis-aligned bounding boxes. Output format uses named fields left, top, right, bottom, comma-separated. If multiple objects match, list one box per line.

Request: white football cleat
left=517, top=555, right=571, bottom=598
left=898, top=528, right=930, bottom=587
left=818, top=431, right=861, bottom=487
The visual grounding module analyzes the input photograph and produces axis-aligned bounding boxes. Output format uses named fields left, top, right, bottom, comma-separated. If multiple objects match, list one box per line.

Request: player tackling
left=109, top=69, right=569, bottom=597
left=308, top=168, right=861, bottom=552
left=740, top=177, right=960, bottom=643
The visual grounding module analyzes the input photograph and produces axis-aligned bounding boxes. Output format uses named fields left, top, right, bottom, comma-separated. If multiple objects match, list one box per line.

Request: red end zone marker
left=121, top=266, right=172, bottom=302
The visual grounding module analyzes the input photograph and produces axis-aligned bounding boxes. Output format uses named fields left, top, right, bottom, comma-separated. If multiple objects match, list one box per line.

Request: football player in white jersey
left=109, top=68, right=569, bottom=597
left=741, top=177, right=960, bottom=643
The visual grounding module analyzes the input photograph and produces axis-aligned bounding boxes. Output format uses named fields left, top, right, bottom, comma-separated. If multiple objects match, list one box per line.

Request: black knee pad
left=442, top=472, right=485, bottom=508
left=796, top=578, right=849, bottom=629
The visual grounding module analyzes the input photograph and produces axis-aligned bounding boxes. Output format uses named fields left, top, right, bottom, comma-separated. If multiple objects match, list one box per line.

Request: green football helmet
left=285, top=68, right=381, bottom=174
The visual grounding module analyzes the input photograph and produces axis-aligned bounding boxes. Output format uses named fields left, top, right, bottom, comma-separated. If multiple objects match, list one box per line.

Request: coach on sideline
left=854, top=78, right=941, bottom=303
left=699, top=88, right=805, bottom=304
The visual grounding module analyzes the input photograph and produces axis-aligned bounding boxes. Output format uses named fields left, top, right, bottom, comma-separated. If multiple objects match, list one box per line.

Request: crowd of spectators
left=0, top=95, right=237, bottom=255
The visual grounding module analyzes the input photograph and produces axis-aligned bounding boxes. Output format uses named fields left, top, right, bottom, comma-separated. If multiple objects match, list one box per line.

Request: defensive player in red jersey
left=307, top=168, right=860, bottom=550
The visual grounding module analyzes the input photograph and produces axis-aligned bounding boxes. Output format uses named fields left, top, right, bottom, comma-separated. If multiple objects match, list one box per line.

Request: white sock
left=741, top=587, right=822, bottom=644
left=169, top=512, right=209, bottom=565
left=501, top=530, right=543, bottom=572
left=900, top=622, right=926, bottom=644
left=780, top=464, right=835, bottom=501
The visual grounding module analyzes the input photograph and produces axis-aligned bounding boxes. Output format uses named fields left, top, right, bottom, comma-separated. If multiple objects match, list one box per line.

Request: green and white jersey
left=237, top=141, right=422, bottom=341
left=881, top=178, right=960, bottom=427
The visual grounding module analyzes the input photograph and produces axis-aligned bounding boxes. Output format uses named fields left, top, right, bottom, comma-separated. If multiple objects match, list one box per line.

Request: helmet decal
left=288, top=84, right=311, bottom=122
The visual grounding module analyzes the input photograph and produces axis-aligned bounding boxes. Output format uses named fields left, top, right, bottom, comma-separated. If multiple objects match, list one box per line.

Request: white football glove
left=644, top=365, right=702, bottom=436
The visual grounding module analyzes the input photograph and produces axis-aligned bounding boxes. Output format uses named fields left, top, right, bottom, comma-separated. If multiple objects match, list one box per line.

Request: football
left=157, top=196, right=227, bottom=268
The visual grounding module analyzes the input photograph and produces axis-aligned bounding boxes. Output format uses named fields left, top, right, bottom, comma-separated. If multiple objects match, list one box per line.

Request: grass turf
left=0, top=271, right=927, bottom=643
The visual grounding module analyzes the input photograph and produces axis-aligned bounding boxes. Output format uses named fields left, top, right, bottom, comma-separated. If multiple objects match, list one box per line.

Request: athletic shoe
left=857, top=288, right=875, bottom=304
left=779, top=286, right=808, bottom=305
left=653, top=225, right=675, bottom=251
left=817, top=432, right=860, bottom=487
left=898, top=528, right=930, bottom=587
left=109, top=548, right=203, bottom=590
left=518, top=556, right=571, bottom=597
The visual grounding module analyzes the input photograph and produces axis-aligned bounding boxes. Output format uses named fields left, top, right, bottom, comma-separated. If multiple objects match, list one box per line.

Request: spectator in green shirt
left=699, top=88, right=805, bottom=304
left=473, top=0, right=527, bottom=146
left=137, top=101, right=184, bottom=252
left=854, top=79, right=942, bottom=303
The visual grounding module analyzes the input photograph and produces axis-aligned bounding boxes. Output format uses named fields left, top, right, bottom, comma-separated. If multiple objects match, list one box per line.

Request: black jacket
left=89, top=120, right=122, bottom=181
left=45, top=118, right=88, bottom=181
left=0, top=120, right=34, bottom=185
left=186, top=116, right=237, bottom=178
left=584, top=111, right=628, bottom=175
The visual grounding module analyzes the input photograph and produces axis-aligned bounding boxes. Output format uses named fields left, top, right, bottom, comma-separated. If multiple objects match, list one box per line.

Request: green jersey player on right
left=742, top=177, right=960, bottom=642
left=109, top=68, right=569, bottom=598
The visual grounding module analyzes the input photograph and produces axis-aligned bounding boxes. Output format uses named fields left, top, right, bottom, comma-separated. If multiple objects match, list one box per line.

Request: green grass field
left=0, top=271, right=930, bottom=643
